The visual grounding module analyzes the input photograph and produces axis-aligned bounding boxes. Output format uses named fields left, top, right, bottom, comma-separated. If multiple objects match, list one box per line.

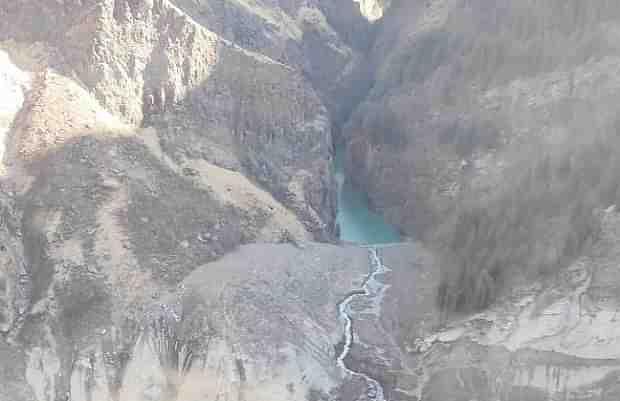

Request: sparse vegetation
left=146, top=293, right=216, bottom=401
left=437, top=133, right=620, bottom=313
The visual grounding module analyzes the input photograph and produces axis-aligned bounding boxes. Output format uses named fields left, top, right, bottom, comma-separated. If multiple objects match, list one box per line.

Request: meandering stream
left=336, top=248, right=389, bottom=400
left=332, top=143, right=401, bottom=399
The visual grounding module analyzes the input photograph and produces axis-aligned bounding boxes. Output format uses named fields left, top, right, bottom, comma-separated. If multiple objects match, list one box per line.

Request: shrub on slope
left=437, top=134, right=620, bottom=313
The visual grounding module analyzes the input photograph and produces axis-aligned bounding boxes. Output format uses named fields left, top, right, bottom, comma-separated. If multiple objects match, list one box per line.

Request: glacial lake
left=334, top=144, right=401, bottom=245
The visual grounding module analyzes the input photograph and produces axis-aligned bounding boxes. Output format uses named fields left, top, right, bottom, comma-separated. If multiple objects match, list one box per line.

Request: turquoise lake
left=334, top=145, right=401, bottom=245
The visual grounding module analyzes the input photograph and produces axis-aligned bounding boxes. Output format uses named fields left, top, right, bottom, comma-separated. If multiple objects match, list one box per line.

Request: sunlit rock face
left=1, top=0, right=342, bottom=239
left=0, top=50, right=30, bottom=177
left=0, top=1, right=366, bottom=398
left=353, top=0, right=389, bottom=22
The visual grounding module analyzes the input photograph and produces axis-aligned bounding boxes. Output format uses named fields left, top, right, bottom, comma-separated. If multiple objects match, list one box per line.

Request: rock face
left=353, top=0, right=389, bottom=22
left=0, top=0, right=352, bottom=240
left=163, top=0, right=376, bottom=125
left=0, top=2, right=386, bottom=399
left=343, top=0, right=620, bottom=236
left=0, top=1, right=353, bottom=399
left=339, top=3, right=620, bottom=398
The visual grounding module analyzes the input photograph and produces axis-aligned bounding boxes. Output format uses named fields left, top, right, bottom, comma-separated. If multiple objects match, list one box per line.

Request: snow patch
left=0, top=50, right=31, bottom=175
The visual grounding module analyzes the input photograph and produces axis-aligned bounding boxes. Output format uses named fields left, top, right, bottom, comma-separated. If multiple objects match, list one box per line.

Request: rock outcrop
left=163, top=0, right=377, bottom=125
left=1, top=0, right=348, bottom=240
left=0, top=1, right=383, bottom=399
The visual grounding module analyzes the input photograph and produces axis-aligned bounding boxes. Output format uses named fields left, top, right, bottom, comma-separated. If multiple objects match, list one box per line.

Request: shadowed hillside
left=436, top=131, right=620, bottom=312
left=344, top=0, right=620, bottom=238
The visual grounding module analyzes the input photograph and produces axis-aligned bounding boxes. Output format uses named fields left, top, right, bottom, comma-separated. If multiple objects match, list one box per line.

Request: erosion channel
left=334, top=140, right=400, bottom=400
left=337, top=248, right=390, bottom=400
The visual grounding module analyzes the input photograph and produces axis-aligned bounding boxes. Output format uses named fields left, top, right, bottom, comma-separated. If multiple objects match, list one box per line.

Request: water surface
left=334, top=144, right=400, bottom=245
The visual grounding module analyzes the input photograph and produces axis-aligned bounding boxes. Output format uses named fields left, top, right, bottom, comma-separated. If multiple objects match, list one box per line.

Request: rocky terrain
left=345, top=212, right=620, bottom=401
left=0, top=0, right=349, bottom=399
left=0, top=0, right=387, bottom=399
left=343, top=0, right=620, bottom=236
left=1, top=0, right=351, bottom=240
left=3, top=0, right=620, bottom=400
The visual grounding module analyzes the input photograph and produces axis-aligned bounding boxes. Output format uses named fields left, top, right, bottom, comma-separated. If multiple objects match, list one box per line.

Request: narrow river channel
left=334, top=144, right=400, bottom=245
left=333, top=143, right=399, bottom=400
left=336, top=248, right=389, bottom=400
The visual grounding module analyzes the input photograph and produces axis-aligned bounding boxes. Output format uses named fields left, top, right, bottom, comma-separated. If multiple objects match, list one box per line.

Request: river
left=333, top=143, right=398, bottom=400
left=334, top=144, right=400, bottom=245
left=336, top=248, right=389, bottom=401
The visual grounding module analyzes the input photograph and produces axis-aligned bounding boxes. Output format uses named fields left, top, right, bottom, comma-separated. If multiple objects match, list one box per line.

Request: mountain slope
left=0, top=2, right=363, bottom=399
left=344, top=0, right=620, bottom=236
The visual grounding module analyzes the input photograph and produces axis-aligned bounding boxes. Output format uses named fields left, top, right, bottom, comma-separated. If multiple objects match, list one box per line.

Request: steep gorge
left=0, top=1, right=393, bottom=400
left=343, top=0, right=620, bottom=237
left=4, top=1, right=620, bottom=401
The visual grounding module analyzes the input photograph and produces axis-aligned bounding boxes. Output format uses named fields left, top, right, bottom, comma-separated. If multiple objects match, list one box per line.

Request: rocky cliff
left=1, top=0, right=358, bottom=240
left=0, top=1, right=366, bottom=399
left=343, top=0, right=620, bottom=236
left=333, top=2, right=620, bottom=398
